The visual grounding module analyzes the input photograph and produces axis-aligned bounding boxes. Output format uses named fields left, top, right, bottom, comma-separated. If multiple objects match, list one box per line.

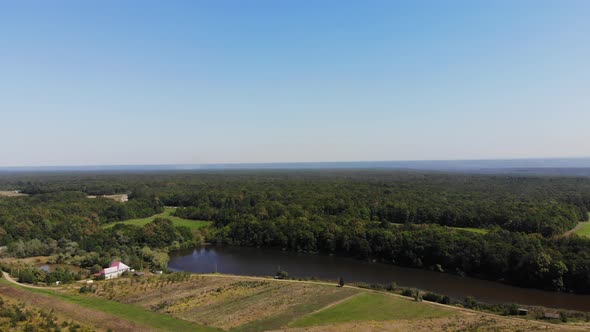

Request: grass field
left=0, top=190, right=27, bottom=197
left=391, top=223, right=489, bottom=234
left=450, top=226, right=489, bottom=235
left=573, top=222, right=590, bottom=237
left=290, top=292, right=454, bottom=327
left=0, top=279, right=218, bottom=332
left=103, top=207, right=210, bottom=231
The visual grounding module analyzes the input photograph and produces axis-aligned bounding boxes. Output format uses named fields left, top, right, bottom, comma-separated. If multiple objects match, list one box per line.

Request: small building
left=96, top=261, right=130, bottom=279
left=517, top=308, right=528, bottom=316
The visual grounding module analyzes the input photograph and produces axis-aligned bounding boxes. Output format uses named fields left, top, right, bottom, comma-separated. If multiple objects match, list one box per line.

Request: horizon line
left=2, top=156, right=590, bottom=171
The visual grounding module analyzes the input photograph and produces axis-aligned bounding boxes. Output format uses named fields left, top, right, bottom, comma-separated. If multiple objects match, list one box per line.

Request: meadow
left=290, top=292, right=454, bottom=327
left=103, top=207, right=210, bottom=231
left=573, top=222, right=590, bottom=237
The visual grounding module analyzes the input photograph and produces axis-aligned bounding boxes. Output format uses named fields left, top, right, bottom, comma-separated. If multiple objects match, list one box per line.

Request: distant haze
left=2, top=158, right=590, bottom=177
left=1, top=1, right=589, bottom=166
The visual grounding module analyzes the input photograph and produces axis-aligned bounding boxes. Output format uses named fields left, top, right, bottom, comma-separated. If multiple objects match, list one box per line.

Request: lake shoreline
left=169, top=245, right=590, bottom=312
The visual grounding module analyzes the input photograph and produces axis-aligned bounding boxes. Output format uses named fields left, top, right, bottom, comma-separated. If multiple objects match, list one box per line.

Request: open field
left=2, top=271, right=588, bottom=331
left=449, top=226, right=489, bottom=235
left=83, top=274, right=359, bottom=331
left=575, top=222, right=590, bottom=237
left=87, top=194, right=129, bottom=202
left=59, top=273, right=588, bottom=332
left=391, top=223, right=489, bottom=234
left=564, top=214, right=590, bottom=238
left=0, top=278, right=217, bottom=332
left=0, top=190, right=27, bottom=197
left=0, top=289, right=94, bottom=331
left=103, top=207, right=210, bottom=231
left=290, top=292, right=454, bottom=327
left=281, top=315, right=580, bottom=332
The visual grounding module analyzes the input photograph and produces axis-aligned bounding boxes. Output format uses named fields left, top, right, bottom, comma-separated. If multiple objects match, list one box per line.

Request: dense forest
left=1, top=170, right=590, bottom=293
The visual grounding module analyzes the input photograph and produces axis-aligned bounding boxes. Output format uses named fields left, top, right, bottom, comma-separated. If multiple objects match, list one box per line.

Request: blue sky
left=1, top=0, right=589, bottom=166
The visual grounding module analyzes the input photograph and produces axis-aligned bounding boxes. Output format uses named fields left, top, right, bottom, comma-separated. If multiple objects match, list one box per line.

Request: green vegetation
left=104, top=207, right=210, bottom=231
left=233, top=286, right=359, bottom=332
left=573, top=222, right=590, bottom=237
left=290, top=292, right=454, bottom=327
left=0, top=293, right=91, bottom=331
left=0, top=279, right=218, bottom=332
left=1, top=171, right=590, bottom=293
left=450, top=226, right=489, bottom=235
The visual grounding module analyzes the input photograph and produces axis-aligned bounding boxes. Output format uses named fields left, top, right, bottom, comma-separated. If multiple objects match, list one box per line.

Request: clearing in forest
left=103, top=207, right=210, bottom=231
left=87, top=194, right=129, bottom=202
left=0, top=190, right=27, bottom=197
left=572, top=222, right=590, bottom=237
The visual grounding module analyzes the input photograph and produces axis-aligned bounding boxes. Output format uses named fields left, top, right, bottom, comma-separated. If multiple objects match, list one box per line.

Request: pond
left=168, top=246, right=590, bottom=312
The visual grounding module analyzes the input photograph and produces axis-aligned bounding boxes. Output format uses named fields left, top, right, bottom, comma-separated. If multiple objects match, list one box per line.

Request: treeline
left=212, top=220, right=590, bottom=293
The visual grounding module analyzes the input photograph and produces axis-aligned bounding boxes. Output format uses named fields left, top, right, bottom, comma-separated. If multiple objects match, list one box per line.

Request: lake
left=168, top=246, right=590, bottom=312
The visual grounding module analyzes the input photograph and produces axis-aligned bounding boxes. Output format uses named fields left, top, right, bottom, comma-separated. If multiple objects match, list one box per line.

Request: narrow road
left=2, top=271, right=61, bottom=290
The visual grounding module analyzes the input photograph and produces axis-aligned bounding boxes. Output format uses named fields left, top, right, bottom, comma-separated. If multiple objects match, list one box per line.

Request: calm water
left=168, top=246, right=590, bottom=312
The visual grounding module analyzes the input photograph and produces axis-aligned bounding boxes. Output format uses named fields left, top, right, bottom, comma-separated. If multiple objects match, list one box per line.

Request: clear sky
left=1, top=0, right=589, bottom=166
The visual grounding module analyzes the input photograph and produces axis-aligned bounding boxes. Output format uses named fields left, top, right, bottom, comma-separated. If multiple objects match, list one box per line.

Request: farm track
left=2, top=271, right=61, bottom=289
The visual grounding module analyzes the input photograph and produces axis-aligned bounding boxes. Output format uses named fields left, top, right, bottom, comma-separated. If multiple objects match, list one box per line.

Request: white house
left=98, top=261, right=130, bottom=279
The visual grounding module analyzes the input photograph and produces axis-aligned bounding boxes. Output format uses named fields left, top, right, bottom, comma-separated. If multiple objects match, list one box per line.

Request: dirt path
left=564, top=221, right=590, bottom=236
left=2, top=271, right=61, bottom=289
left=297, top=292, right=362, bottom=318
left=0, top=282, right=158, bottom=332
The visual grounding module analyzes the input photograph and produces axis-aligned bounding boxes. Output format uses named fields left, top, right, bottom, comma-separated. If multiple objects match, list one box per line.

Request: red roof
left=110, top=261, right=122, bottom=268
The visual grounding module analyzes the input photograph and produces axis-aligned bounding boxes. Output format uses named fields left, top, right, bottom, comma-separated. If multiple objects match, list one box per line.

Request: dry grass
left=0, top=292, right=94, bottom=331
left=87, top=194, right=128, bottom=202
left=0, top=282, right=156, bottom=332
left=75, top=275, right=590, bottom=332
left=88, top=275, right=358, bottom=330
left=278, top=314, right=584, bottom=332
left=0, top=191, right=27, bottom=197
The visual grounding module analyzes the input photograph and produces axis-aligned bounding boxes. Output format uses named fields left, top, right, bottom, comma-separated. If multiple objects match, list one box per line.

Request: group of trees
left=0, top=190, right=200, bottom=272
left=1, top=170, right=590, bottom=293
left=0, top=191, right=163, bottom=244
left=16, top=267, right=81, bottom=285
left=212, top=219, right=590, bottom=292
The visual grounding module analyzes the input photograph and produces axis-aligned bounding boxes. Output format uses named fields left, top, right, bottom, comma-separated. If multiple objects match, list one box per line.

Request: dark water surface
left=168, top=246, right=590, bottom=311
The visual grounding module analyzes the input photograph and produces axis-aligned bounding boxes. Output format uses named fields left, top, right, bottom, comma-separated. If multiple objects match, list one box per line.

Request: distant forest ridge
left=2, top=158, right=590, bottom=176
